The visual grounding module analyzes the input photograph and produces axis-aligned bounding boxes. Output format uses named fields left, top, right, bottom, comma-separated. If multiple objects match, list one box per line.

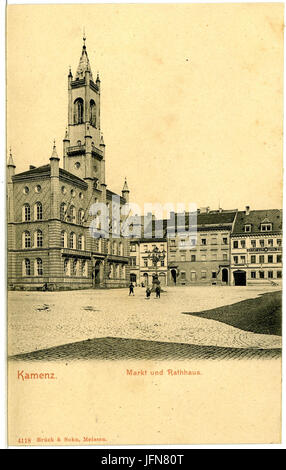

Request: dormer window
left=261, top=223, right=272, bottom=232
left=244, top=224, right=251, bottom=232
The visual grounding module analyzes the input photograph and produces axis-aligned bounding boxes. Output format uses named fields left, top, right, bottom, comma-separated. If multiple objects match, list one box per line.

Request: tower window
left=90, top=100, right=96, bottom=127
left=73, top=98, right=84, bottom=124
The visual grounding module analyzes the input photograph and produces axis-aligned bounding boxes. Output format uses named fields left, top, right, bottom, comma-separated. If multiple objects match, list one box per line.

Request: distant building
left=167, top=209, right=237, bottom=286
left=7, top=38, right=130, bottom=290
left=230, top=207, right=282, bottom=286
left=138, top=239, right=168, bottom=287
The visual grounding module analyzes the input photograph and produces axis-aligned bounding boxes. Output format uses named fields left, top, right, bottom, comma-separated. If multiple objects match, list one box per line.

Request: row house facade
left=167, top=209, right=237, bottom=286
left=7, top=39, right=130, bottom=290
left=130, top=238, right=168, bottom=287
left=129, top=216, right=168, bottom=287
left=230, top=207, right=282, bottom=286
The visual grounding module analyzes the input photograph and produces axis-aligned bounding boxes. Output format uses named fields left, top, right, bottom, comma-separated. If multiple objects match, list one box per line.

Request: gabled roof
left=196, top=211, right=237, bottom=226
left=12, top=164, right=88, bottom=190
left=142, top=210, right=238, bottom=239
left=12, top=164, right=51, bottom=180
left=232, top=209, right=282, bottom=234
left=106, top=189, right=126, bottom=204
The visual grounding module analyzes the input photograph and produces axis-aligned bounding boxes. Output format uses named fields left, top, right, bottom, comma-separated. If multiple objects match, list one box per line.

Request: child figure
left=146, top=287, right=151, bottom=299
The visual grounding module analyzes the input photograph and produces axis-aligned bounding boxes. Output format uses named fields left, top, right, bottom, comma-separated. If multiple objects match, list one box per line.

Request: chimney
left=245, top=205, right=250, bottom=216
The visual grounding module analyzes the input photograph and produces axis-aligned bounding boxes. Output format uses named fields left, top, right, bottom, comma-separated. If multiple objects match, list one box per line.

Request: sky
left=6, top=2, right=283, bottom=212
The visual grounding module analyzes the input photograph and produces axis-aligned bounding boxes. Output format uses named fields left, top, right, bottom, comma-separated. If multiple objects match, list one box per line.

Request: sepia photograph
left=6, top=2, right=283, bottom=446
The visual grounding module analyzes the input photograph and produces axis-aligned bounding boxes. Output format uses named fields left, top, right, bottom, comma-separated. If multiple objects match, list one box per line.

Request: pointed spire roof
left=122, top=177, right=129, bottom=192
left=75, top=35, right=94, bottom=81
left=7, top=147, right=15, bottom=167
left=50, top=140, right=59, bottom=160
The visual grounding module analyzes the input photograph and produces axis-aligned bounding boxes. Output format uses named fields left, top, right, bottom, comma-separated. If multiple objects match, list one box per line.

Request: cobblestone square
left=8, top=285, right=282, bottom=358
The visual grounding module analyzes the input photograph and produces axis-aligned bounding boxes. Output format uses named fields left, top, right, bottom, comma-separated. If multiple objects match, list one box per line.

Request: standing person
left=129, top=282, right=135, bottom=296
left=146, top=287, right=151, bottom=299
left=155, top=285, right=161, bottom=299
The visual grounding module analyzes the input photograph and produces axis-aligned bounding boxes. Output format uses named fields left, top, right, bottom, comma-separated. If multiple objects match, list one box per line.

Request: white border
left=2, top=0, right=286, bottom=450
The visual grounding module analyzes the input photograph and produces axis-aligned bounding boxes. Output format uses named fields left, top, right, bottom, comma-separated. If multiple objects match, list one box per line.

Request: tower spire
left=122, top=177, right=129, bottom=192
left=75, top=33, right=93, bottom=80
left=7, top=147, right=15, bottom=167
left=83, top=27, right=86, bottom=49
left=50, top=139, right=59, bottom=160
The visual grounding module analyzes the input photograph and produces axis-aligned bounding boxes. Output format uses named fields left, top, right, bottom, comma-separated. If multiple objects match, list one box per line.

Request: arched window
left=90, top=100, right=96, bottom=127
left=23, top=231, right=31, bottom=248
left=36, top=230, right=43, bottom=248
left=116, top=264, right=120, bottom=278
left=23, top=258, right=31, bottom=276
left=69, top=232, right=76, bottom=249
left=22, top=204, right=31, bottom=222
left=73, top=98, right=84, bottom=124
left=35, top=258, right=43, bottom=276
left=61, top=231, right=67, bottom=248
left=70, top=205, right=76, bottom=223
left=78, top=209, right=85, bottom=225
left=77, top=234, right=85, bottom=250
left=60, top=203, right=67, bottom=221
left=72, top=259, right=78, bottom=276
left=35, top=202, right=42, bottom=221
left=64, top=259, right=70, bottom=276
left=82, top=260, right=88, bottom=277
left=119, top=242, right=123, bottom=256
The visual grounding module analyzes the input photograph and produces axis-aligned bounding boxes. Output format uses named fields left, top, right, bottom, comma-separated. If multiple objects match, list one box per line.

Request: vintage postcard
left=6, top=2, right=283, bottom=446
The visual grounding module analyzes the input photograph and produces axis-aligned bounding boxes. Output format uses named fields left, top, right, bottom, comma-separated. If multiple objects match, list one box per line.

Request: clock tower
left=63, top=36, right=105, bottom=185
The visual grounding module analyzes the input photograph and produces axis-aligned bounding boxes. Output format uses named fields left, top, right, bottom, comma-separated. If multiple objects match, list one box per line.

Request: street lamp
left=146, top=246, right=166, bottom=290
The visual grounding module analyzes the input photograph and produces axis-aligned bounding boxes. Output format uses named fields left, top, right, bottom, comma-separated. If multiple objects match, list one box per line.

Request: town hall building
left=7, top=38, right=130, bottom=290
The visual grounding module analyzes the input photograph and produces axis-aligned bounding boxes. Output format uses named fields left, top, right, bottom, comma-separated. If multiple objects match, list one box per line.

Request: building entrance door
left=93, top=268, right=100, bottom=287
left=233, top=270, right=246, bottom=286
left=222, top=268, right=228, bottom=284
left=171, top=269, right=177, bottom=285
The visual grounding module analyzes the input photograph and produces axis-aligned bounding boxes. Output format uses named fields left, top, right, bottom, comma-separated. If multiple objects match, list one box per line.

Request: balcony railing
left=67, top=144, right=86, bottom=155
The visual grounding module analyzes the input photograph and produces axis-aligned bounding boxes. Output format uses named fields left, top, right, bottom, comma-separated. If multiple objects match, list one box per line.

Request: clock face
left=74, top=162, right=81, bottom=169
